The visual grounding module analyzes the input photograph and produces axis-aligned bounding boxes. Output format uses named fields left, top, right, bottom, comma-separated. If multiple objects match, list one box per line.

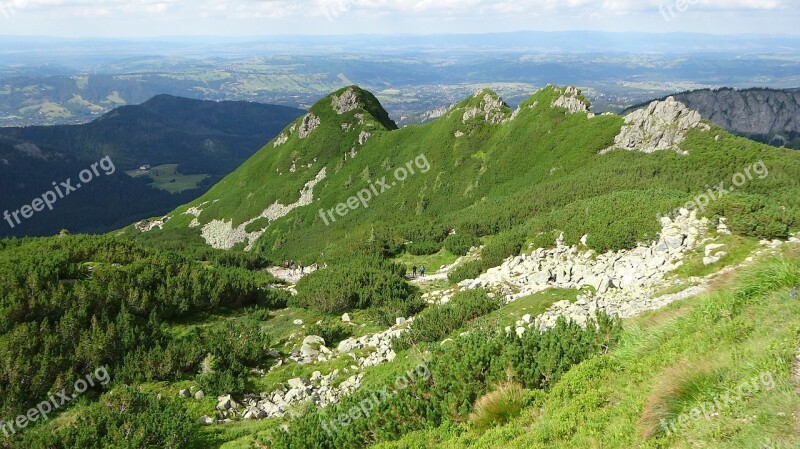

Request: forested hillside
left=0, top=96, right=303, bottom=238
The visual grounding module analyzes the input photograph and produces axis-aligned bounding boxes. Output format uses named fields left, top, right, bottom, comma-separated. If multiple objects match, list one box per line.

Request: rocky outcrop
left=460, top=209, right=710, bottom=302
left=520, top=234, right=799, bottom=335
left=135, top=215, right=170, bottom=232
left=273, top=133, right=289, bottom=147
left=200, top=168, right=327, bottom=250
left=624, top=88, right=800, bottom=149
left=463, top=92, right=512, bottom=125
left=335, top=324, right=408, bottom=368
left=605, top=97, right=710, bottom=155
left=419, top=104, right=454, bottom=123
left=332, top=88, right=360, bottom=115
left=200, top=371, right=363, bottom=424
left=298, top=114, right=320, bottom=139
left=201, top=319, right=412, bottom=425
left=551, top=86, right=590, bottom=114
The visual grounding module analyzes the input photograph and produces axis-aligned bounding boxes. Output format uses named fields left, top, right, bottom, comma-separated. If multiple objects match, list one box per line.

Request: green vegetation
left=400, top=289, right=502, bottom=345
left=444, top=233, right=481, bottom=256
left=469, top=382, right=527, bottom=431
left=265, top=313, right=622, bottom=449
left=127, top=164, right=209, bottom=193
left=4, top=84, right=800, bottom=449
left=375, top=248, right=800, bottom=449
left=291, top=256, right=422, bottom=324
left=138, top=85, right=800, bottom=289
left=0, top=235, right=284, bottom=417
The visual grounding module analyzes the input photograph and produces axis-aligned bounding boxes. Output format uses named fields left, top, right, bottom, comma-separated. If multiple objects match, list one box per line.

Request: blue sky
left=0, top=0, right=797, bottom=37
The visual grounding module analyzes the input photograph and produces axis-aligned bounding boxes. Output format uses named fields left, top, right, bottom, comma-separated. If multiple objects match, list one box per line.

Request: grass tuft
left=469, top=382, right=527, bottom=431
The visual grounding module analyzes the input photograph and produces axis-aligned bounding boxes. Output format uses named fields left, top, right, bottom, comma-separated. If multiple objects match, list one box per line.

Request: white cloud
left=0, top=0, right=797, bottom=36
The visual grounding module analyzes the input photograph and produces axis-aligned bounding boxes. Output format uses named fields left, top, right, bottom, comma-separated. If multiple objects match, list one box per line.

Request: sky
left=0, top=0, right=798, bottom=37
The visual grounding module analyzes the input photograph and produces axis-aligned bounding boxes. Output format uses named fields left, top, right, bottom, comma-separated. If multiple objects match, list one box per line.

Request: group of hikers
left=410, top=264, right=426, bottom=278
left=283, top=260, right=305, bottom=277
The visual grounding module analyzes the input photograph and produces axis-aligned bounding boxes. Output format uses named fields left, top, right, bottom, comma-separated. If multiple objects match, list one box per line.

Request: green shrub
left=194, top=320, right=272, bottom=395
left=447, top=231, right=523, bottom=283
left=444, top=233, right=481, bottom=256
left=448, top=260, right=485, bottom=283
left=405, top=289, right=501, bottom=344
left=399, top=221, right=450, bottom=244
left=196, top=359, right=249, bottom=395
left=407, top=240, right=442, bottom=256
left=481, top=231, right=524, bottom=267
left=368, top=294, right=426, bottom=327
left=307, top=321, right=352, bottom=345
left=706, top=193, right=798, bottom=239
left=12, top=387, right=198, bottom=449
left=292, top=256, right=417, bottom=314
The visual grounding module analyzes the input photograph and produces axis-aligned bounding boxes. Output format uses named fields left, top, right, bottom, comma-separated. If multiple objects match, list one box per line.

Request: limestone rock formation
left=332, top=88, right=360, bottom=115
left=199, top=168, right=327, bottom=250
left=460, top=209, right=710, bottom=302
left=462, top=92, right=512, bottom=125
left=551, top=86, right=589, bottom=114
left=623, top=88, right=800, bottom=149
left=604, top=96, right=710, bottom=155
left=298, top=114, right=321, bottom=139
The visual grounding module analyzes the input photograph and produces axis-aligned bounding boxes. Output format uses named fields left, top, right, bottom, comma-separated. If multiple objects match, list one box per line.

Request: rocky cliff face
left=625, top=88, right=800, bottom=149
left=604, top=96, right=710, bottom=155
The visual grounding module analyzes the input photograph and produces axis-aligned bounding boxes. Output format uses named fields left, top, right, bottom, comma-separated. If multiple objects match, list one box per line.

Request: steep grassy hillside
left=132, top=85, right=800, bottom=264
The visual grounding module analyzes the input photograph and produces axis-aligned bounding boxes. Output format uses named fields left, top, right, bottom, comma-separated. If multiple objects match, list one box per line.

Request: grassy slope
left=133, top=85, right=800, bottom=263
left=375, top=245, right=800, bottom=449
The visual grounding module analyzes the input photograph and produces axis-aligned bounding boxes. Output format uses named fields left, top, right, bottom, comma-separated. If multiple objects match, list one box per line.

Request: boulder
left=216, top=395, right=233, bottom=410
left=287, top=377, right=310, bottom=389
left=199, top=415, right=215, bottom=425
left=303, top=335, right=326, bottom=346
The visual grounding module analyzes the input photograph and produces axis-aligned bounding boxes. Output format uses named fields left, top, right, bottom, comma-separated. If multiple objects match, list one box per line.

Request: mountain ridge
left=623, top=87, right=800, bottom=149
left=129, top=84, right=800, bottom=265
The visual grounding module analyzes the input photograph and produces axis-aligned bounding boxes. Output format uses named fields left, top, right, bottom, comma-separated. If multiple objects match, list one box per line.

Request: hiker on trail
left=412, top=265, right=417, bottom=277
left=300, top=262, right=305, bottom=274
left=419, top=265, right=425, bottom=277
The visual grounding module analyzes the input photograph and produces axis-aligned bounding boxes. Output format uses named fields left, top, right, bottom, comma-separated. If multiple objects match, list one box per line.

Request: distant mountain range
left=0, top=95, right=303, bottom=237
left=624, top=88, right=800, bottom=149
